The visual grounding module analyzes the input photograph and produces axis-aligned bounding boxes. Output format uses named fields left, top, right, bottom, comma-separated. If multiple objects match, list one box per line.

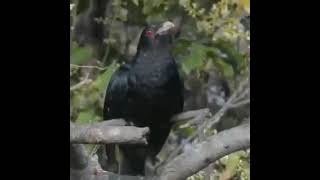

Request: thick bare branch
left=155, top=123, right=250, bottom=180
left=70, top=121, right=149, bottom=145
left=98, top=119, right=127, bottom=126
left=70, top=152, right=146, bottom=180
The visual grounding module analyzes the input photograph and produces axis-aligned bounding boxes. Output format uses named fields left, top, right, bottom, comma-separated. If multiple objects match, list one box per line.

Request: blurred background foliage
left=70, top=0, right=250, bottom=179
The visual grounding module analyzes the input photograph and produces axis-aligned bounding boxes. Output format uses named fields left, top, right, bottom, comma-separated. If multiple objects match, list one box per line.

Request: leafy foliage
left=70, top=45, right=93, bottom=65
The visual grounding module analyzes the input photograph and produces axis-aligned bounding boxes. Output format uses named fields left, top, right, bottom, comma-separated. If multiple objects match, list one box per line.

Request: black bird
left=103, top=21, right=184, bottom=175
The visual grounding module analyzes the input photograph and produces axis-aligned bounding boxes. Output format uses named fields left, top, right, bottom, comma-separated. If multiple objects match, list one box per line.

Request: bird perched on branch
left=103, top=21, right=184, bottom=176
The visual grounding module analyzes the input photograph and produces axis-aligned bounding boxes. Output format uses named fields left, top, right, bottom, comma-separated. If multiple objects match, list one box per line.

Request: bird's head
left=137, top=21, right=178, bottom=51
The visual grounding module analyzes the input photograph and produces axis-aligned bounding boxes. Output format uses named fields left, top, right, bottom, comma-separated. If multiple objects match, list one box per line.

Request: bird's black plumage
left=103, top=22, right=184, bottom=175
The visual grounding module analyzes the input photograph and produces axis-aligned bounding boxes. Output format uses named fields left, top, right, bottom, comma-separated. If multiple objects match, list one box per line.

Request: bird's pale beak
left=156, top=21, right=175, bottom=35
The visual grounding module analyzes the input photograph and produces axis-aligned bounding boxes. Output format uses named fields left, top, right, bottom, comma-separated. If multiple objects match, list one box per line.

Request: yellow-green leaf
left=181, top=43, right=208, bottom=74
left=70, top=46, right=93, bottom=65
left=92, top=62, right=118, bottom=94
left=76, top=109, right=96, bottom=124
left=132, top=0, right=139, bottom=6
left=240, top=0, right=250, bottom=14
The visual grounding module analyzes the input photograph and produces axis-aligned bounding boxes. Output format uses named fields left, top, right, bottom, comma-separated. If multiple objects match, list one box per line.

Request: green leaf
left=132, top=0, right=139, bottom=6
left=181, top=43, right=210, bottom=74
left=180, top=126, right=195, bottom=137
left=173, top=39, right=192, bottom=55
left=153, top=0, right=163, bottom=7
left=220, top=152, right=243, bottom=179
left=214, top=58, right=235, bottom=79
left=240, top=0, right=250, bottom=14
left=179, top=0, right=189, bottom=7
left=142, top=0, right=153, bottom=14
left=70, top=46, right=93, bottom=65
left=92, top=62, right=118, bottom=94
left=76, top=109, right=97, bottom=124
left=213, top=39, right=244, bottom=74
left=142, top=0, right=164, bottom=15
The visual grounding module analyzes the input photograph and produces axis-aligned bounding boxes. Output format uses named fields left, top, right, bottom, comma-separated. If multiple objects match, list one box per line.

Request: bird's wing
left=102, top=64, right=131, bottom=173
left=170, top=58, right=185, bottom=114
left=103, top=64, right=131, bottom=120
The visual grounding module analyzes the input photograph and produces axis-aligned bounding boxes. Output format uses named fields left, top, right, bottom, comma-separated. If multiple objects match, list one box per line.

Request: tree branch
left=70, top=144, right=89, bottom=170
left=229, top=98, right=250, bottom=109
left=154, top=79, right=250, bottom=169
left=154, top=123, right=250, bottom=180
left=97, top=119, right=127, bottom=126
left=70, top=77, right=92, bottom=91
left=70, top=121, right=149, bottom=145
left=170, top=108, right=211, bottom=124
left=70, top=145, right=144, bottom=180
left=70, top=64, right=106, bottom=70
left=70, top=109, right=249, bottom=180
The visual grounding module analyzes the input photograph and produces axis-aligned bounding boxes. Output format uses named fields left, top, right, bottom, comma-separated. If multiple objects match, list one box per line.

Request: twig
left=188, top=111, right=211, bottom=127
left=89, top=145, right=99, bottom=157
left=70, top=64, right=106, bottom=70
left=170, top=108, right=210, bottom=123
left=70, top=0, right=79, bottom=44
left=231, top=87, right=249, bottom=103
left=70, top=72, right=92, bottom=91
left=201, top=79, right=249, bottom=132
left=229, top=99, right=250, bottom=109
left=70, top=78, right=92, bottom=91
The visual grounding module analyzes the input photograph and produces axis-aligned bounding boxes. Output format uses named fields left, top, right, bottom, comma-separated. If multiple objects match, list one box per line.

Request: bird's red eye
left=146, top=30, right=153, bottom=37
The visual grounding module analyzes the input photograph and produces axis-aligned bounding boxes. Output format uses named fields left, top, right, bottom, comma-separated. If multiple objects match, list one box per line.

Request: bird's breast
left=132, top=60, right=174, bottom=87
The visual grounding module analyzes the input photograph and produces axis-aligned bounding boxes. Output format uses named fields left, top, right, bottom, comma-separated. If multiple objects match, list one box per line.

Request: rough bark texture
left=70, top=110, right=250, bottom=180
left=155, top=123, right=250, bottom=180
left=70, top=121, right=149, bottom=145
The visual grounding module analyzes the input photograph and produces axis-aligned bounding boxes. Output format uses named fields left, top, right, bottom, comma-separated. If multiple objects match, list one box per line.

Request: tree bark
left=70, top=121, right=149, bottom=145
left=155, top=123, right=250, bottom=180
